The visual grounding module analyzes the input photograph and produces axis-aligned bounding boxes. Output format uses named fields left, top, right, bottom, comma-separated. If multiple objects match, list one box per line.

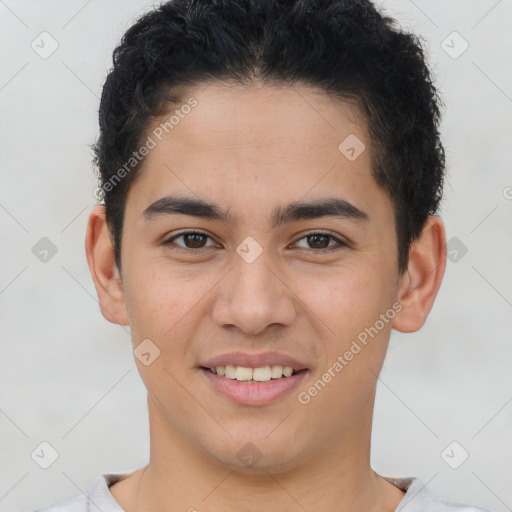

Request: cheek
left=295, top=270, right=393, bottom=425
left=295, top=262, right=394, bottom=392
left=122, top=269, right=196, bottom=399
left=122, top=260, right=221, bottom=367
left=295, top=262, right=388, bottom=339
left=122, top=262, right=185, bottom=344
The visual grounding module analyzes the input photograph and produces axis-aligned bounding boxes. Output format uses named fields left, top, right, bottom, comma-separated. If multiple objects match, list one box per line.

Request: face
left=116, top=82, right=405, bottom=472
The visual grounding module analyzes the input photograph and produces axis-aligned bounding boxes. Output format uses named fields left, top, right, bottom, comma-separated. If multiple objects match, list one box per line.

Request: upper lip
left=200, top=351, right=308, bottom=371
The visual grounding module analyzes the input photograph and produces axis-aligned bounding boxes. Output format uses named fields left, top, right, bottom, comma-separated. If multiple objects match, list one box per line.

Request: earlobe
left=85, top=205, right=129, bottom=326
left=392, top=215, right=447, bottom=333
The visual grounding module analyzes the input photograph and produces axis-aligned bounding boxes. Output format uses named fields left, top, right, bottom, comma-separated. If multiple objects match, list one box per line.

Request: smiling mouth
left=201, top=365, right=303, bottom=383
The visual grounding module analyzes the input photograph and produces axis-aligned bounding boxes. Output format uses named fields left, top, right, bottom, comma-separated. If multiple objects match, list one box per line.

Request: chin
left=203, top=433, right=311, bottom=475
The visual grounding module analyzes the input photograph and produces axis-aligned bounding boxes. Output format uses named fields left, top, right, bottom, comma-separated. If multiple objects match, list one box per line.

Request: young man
left=36, top=0, right=490, bottom=511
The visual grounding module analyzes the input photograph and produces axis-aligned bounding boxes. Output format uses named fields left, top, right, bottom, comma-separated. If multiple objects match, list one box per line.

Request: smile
left=200, top=366, right=308, bottom=405
left=204, top=364, right=297, bottom=382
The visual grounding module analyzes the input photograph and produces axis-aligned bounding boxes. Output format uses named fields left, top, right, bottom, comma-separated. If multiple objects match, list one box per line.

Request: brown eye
left=307, top=234, right=330, bottom=249
left=164, top=231, right=216, bottom=250
left=182, top=233, right=208, bottom=248
left=293, top=232, right=348, bottom=253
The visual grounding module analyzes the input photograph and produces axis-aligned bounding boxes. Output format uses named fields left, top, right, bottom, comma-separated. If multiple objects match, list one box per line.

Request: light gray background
left=0, top=1, right=511, bottom=511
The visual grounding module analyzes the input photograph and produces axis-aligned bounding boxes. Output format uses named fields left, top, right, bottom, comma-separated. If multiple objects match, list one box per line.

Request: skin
left=85, top=81, right=446, bottom=512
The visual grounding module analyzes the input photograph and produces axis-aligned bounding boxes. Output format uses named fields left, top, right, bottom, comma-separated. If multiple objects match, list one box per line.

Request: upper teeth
left=210, top=365, right=295, bottom=381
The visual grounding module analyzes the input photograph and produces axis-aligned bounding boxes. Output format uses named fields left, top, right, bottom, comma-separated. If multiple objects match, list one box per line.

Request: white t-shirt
left=33, top=472, right=491, bottom=512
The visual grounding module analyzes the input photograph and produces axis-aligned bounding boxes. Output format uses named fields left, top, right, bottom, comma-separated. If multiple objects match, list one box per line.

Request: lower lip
left=200, top=368, right=308, bottom=406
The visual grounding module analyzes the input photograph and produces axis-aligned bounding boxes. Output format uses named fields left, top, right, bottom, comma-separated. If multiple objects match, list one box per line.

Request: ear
left=85, top=205, right=129, bottom=326
left=392, top=215, right=447, bottom=333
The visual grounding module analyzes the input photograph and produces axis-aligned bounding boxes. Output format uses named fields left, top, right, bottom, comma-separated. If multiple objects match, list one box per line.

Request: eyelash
left=163, top=230, right=349, bottom=254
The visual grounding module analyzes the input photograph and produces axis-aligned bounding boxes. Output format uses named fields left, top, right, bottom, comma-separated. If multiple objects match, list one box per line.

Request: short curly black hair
left=92, top=0, right=445, bottom=275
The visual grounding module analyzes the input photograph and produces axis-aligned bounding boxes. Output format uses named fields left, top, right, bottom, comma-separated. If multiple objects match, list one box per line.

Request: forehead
left=156, top=81, right=366, bottom=156
left=124, top=81, right=392, bottom=229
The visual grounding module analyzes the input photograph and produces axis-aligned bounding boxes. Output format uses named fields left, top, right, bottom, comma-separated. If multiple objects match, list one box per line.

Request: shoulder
left=33, top=495, right=88, bottom=512
left=384, top=476, right=492, bottom=512
left=31, top=472, right=133, bottom=512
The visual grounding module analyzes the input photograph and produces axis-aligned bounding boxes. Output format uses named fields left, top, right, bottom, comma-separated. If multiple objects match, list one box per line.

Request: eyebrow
left=142, top=194, right=369, bottom=228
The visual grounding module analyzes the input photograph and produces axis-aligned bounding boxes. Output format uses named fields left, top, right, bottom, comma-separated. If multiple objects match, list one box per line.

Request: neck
left=113, top=391, right=404, bottom=512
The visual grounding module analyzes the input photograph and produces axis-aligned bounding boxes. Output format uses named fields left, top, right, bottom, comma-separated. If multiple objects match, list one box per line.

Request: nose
left=211, top=249, right=297, bottom=336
